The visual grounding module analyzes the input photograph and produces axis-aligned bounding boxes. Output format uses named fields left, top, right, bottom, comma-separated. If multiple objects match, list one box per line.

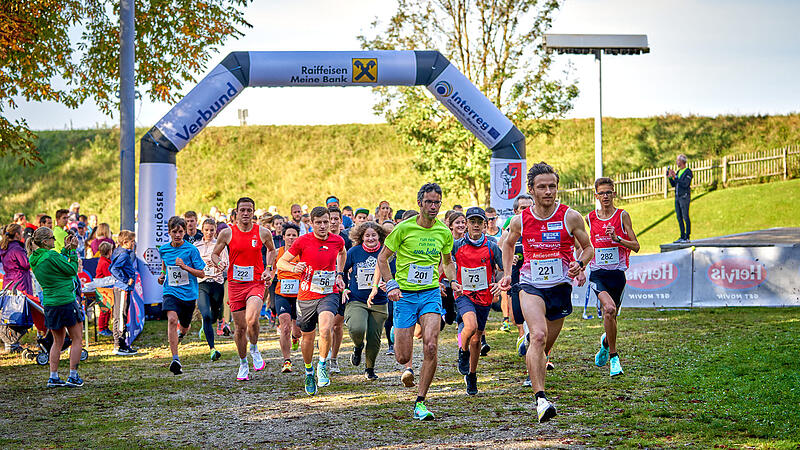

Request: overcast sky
left=8, top=0, right=800, bottom=130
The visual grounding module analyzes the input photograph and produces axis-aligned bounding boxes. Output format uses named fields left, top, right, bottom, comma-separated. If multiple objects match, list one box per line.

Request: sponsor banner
left=427, top=64, right=514, bottom=149
left=136, top=163, right=175, bottom=303
left=490, top=157, right=526, bottom=222
left=692, top=247, right=800, bottom=307
left=248, top=51, right=417, bottom=87
left=154, top=64, right=244, bottom=151
left=571, top=247, right=693, bottom=308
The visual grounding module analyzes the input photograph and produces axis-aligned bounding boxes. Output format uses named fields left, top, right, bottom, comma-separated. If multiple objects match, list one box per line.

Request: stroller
left=0, top=280, right=89, bottom=365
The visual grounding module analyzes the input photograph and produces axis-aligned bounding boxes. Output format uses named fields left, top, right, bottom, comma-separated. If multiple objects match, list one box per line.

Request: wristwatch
left=578, top=260, right=585, bottom=269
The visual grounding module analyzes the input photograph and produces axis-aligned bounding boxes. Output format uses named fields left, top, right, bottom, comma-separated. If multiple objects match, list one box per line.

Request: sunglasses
left=596, top=191, right=614, bottom=196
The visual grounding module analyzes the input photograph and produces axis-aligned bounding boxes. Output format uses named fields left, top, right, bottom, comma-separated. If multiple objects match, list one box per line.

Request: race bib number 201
left=407, top=264, right=434, bottom=285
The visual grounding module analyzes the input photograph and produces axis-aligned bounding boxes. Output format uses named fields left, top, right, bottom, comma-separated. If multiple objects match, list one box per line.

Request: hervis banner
left=692, top=247, right=800, bottom=307
left=571, top=248, right=693, bottom=309
left=137, top=51, right=526, bottom=303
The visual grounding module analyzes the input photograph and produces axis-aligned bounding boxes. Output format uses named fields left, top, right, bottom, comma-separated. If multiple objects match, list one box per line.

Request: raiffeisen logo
left=175, top=82, right=239, bottom=142
left=436, top=81, right=499, bottom=139
left=626, top=261, right=678, bottom=290
left=708, top=258, right=767, bottom=289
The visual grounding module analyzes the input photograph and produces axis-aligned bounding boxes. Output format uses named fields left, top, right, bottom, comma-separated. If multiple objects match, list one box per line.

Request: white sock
left=50, top=371, right=58, bottom=379
left=250, top=343, right=258, bottom=353
left=319, top=356, right=327, bottom=364
left=240, top=357, right=248, bottom=365
left=523, top=321, right=529, bottom=334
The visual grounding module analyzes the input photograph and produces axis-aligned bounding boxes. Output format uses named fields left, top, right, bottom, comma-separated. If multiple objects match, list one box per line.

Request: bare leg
left=317, top=311, right=334, bottom=361
left=232, top=309, right=248, bottom=359
left=166, top=311, right=180, bottom=357
left=417, top=312, right=441, bottom=399
left=279, top=313, right=292, bottom=360
left=66, top=322, right=83, bottom=371
left=331, top=314, right=344, bottom=358
left=598, top=292, right=618, bottom=353
left=393, top=326, right=415, bottom=365
left=519, top=292, right=548, bottom=393
left=49, top=328, right=66, bottom=374
left=301, top=329, right=316, bottom=365
left=460, top=312, right=477, bottom=351
left=469, top=330, right=483, bottom=372
left=544, top=317, right=565, bottom=355
left=245, top=296, right=263, bottom=345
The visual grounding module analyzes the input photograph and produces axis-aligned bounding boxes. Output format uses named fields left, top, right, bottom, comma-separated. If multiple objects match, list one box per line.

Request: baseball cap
left=77, top=221, right=86, bottom=228
left=355, top=208, right=369, bottom=216
left=465, top=207, right=486, bottom=221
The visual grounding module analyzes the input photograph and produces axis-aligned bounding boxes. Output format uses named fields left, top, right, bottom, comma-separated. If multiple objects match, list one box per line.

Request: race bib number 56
left=310, top=270, right=335, bottom=294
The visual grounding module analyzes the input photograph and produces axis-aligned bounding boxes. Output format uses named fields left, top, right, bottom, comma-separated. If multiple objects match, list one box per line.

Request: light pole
left=544, top=34, right=649, bottom=183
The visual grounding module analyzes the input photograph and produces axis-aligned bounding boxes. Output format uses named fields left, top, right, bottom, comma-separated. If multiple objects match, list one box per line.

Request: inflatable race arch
left=137, top=50, right=526, bottom=302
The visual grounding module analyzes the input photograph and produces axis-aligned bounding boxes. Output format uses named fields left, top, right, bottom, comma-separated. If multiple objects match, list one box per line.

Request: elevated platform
left=660, top=227, right=800, bottom=252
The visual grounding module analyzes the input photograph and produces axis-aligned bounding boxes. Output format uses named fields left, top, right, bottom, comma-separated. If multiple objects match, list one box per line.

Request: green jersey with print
left=384, top=217, right=454, bottom=292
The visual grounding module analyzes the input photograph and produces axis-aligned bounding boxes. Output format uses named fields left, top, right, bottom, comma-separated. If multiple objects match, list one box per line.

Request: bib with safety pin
left=356, top=267, right=375, bottom=290
left=167, top=265, right=189, bottom=287
left=232, top=265, right=254, bottom=282
left=310, top=270, right=335, bottom=294
left=203, top=265, right=216, bottom=277
left=461, top=266, right=488, bottom=291
left=595, top=247, right=619, bottom=266
left=530, top=258, right=562, bottom=283
left=280, top=279, right=299, bottom=295
left=407, top=264, right=434, bottom=285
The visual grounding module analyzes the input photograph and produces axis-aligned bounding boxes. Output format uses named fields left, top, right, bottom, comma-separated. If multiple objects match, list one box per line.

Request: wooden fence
left=559, top=145, right=800, bottom=209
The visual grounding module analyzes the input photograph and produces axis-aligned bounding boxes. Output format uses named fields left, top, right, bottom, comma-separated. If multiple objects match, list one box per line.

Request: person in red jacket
left=451, top=207, right=504, bottom=396
left=94, top=242, right=114, bottom=336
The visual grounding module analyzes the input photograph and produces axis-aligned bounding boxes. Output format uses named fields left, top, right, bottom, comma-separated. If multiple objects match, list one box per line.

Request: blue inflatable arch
left=137, top=50, right=526, bottom=302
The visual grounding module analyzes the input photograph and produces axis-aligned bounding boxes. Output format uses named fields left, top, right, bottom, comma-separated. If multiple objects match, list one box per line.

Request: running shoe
left=317, top=361, right=330, bottom=387
left=413, top=402, right=435, bottom=421
left=47, top=377, right=66, bottom=388
left=98, top=329, right=113, bottom=337
left=216, top=321, right=224, bottom=336
left=65, top=374, right=84, bottom=387
left=609, top=355, right=624, bottom=377
left=198, top=327, right=205, bottom=341
left=292, top=338, right=299, bottom=351
left=222, top=322, right=231, bottom=336
left=169, top=359, right=183, bottom=375
left=351, top=345, right=363, bottom=366
left=516, top=333, right=529, bottom=357
left=500, top=320, right=511, bottom=332
left=401, top=368, right=415, bottom=387
left=365, top=368, right=378, bottom=380
left=237, top=362, right=249, bottom=381
left=177, top=331, right=185, bottom=343
left=480, top=336, right=491, bottom=356
left=522, top=376, right=532, bottom=387
left=251, top=349, right=266, bottom=371
left=546, top=353, right=554, bottom=371
left=386, top=344, right=394, bottom=356
left=536, top=397, right=557, bottom=423
left=113, top=346, right=137, bottom=356
left=305, top=371, right=317, bottom=396
left=210, top=349, right=221, bottom=361
left=329, top=358, right=341, bottom=374
left=465, top=373, right=478, bottom=395
left=281, top=360, right=293, bottom=373
left=595, top=332, right=610, bottom=367
left=457, top=348, right=470, bottom=376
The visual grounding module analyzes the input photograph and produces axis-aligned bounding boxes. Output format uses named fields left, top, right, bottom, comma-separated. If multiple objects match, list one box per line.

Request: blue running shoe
left=317, top=361, right=330, bottom=387
left=413, top=401, right=435, bottom=421
left=595, top=333, right=609, bottom=367
left=305, top=371, right=317, bottom=395
left=66, top=374, right=84, bottom=387
left=610, top=355, right=624, bottom=377
left=517, top=333, right=529, bottom=357
left=47, top=377, right=66, bottom=388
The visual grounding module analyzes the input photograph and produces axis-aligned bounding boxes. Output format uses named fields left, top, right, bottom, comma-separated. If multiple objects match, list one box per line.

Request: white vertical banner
left=136, top=163, right=176, bottom=304
left=490, top=158, right=526, bottom=221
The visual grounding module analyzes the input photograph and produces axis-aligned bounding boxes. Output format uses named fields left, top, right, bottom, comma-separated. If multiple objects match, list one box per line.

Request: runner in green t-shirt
left=378, top=183, right=460, bottom=421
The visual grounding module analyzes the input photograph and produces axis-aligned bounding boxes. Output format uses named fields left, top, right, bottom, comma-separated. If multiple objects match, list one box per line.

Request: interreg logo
left=434, top=80, right=500, bottom=139
left=626, top=261, right=678, bottom=289
left=174, top=82, right=239, bottom=142
left=707, top=258, right=767, bottom=289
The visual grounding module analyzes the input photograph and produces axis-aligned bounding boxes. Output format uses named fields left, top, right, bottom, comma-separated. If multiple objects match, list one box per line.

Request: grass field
left=1, top=307, right=798, bottom=448
left=621, top=178, right=800, bottom=253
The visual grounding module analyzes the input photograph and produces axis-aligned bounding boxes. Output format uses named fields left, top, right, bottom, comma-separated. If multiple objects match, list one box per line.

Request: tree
left=0, top=0, right=251, bottom=165
left=359, top=0, right=578, bottom=205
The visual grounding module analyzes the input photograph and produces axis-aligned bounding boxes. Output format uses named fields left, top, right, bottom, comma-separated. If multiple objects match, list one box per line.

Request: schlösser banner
left=571, top=247, right=693, bottom=308
left=692, top=246, right=800, bottom=307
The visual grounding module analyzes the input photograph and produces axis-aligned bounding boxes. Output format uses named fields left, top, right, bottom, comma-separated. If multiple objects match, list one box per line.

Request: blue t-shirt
left=159, top=241, right=205, bottom=301
left=344, top=245, right=387, bottom=305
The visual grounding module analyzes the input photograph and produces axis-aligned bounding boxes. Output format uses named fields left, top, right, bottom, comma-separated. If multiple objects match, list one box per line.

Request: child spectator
left=89, top=223, right=114, bottom=257
left=95, top=241, right=114, bottom=337
left=109, top=230, right=137, bottom=355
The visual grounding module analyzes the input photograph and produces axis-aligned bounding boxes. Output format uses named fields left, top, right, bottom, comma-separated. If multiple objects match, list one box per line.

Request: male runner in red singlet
left=586, top=177, right=640, bottom=377
left=499, top=162, right=593, bottom=423
left=212, top=197, right=276, bottom=381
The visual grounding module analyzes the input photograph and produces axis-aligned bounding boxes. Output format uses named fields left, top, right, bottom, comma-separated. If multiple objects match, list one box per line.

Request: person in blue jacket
left=342, top=221, right=389, bottom=380
left=109, top=230, right=137, bottom=356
